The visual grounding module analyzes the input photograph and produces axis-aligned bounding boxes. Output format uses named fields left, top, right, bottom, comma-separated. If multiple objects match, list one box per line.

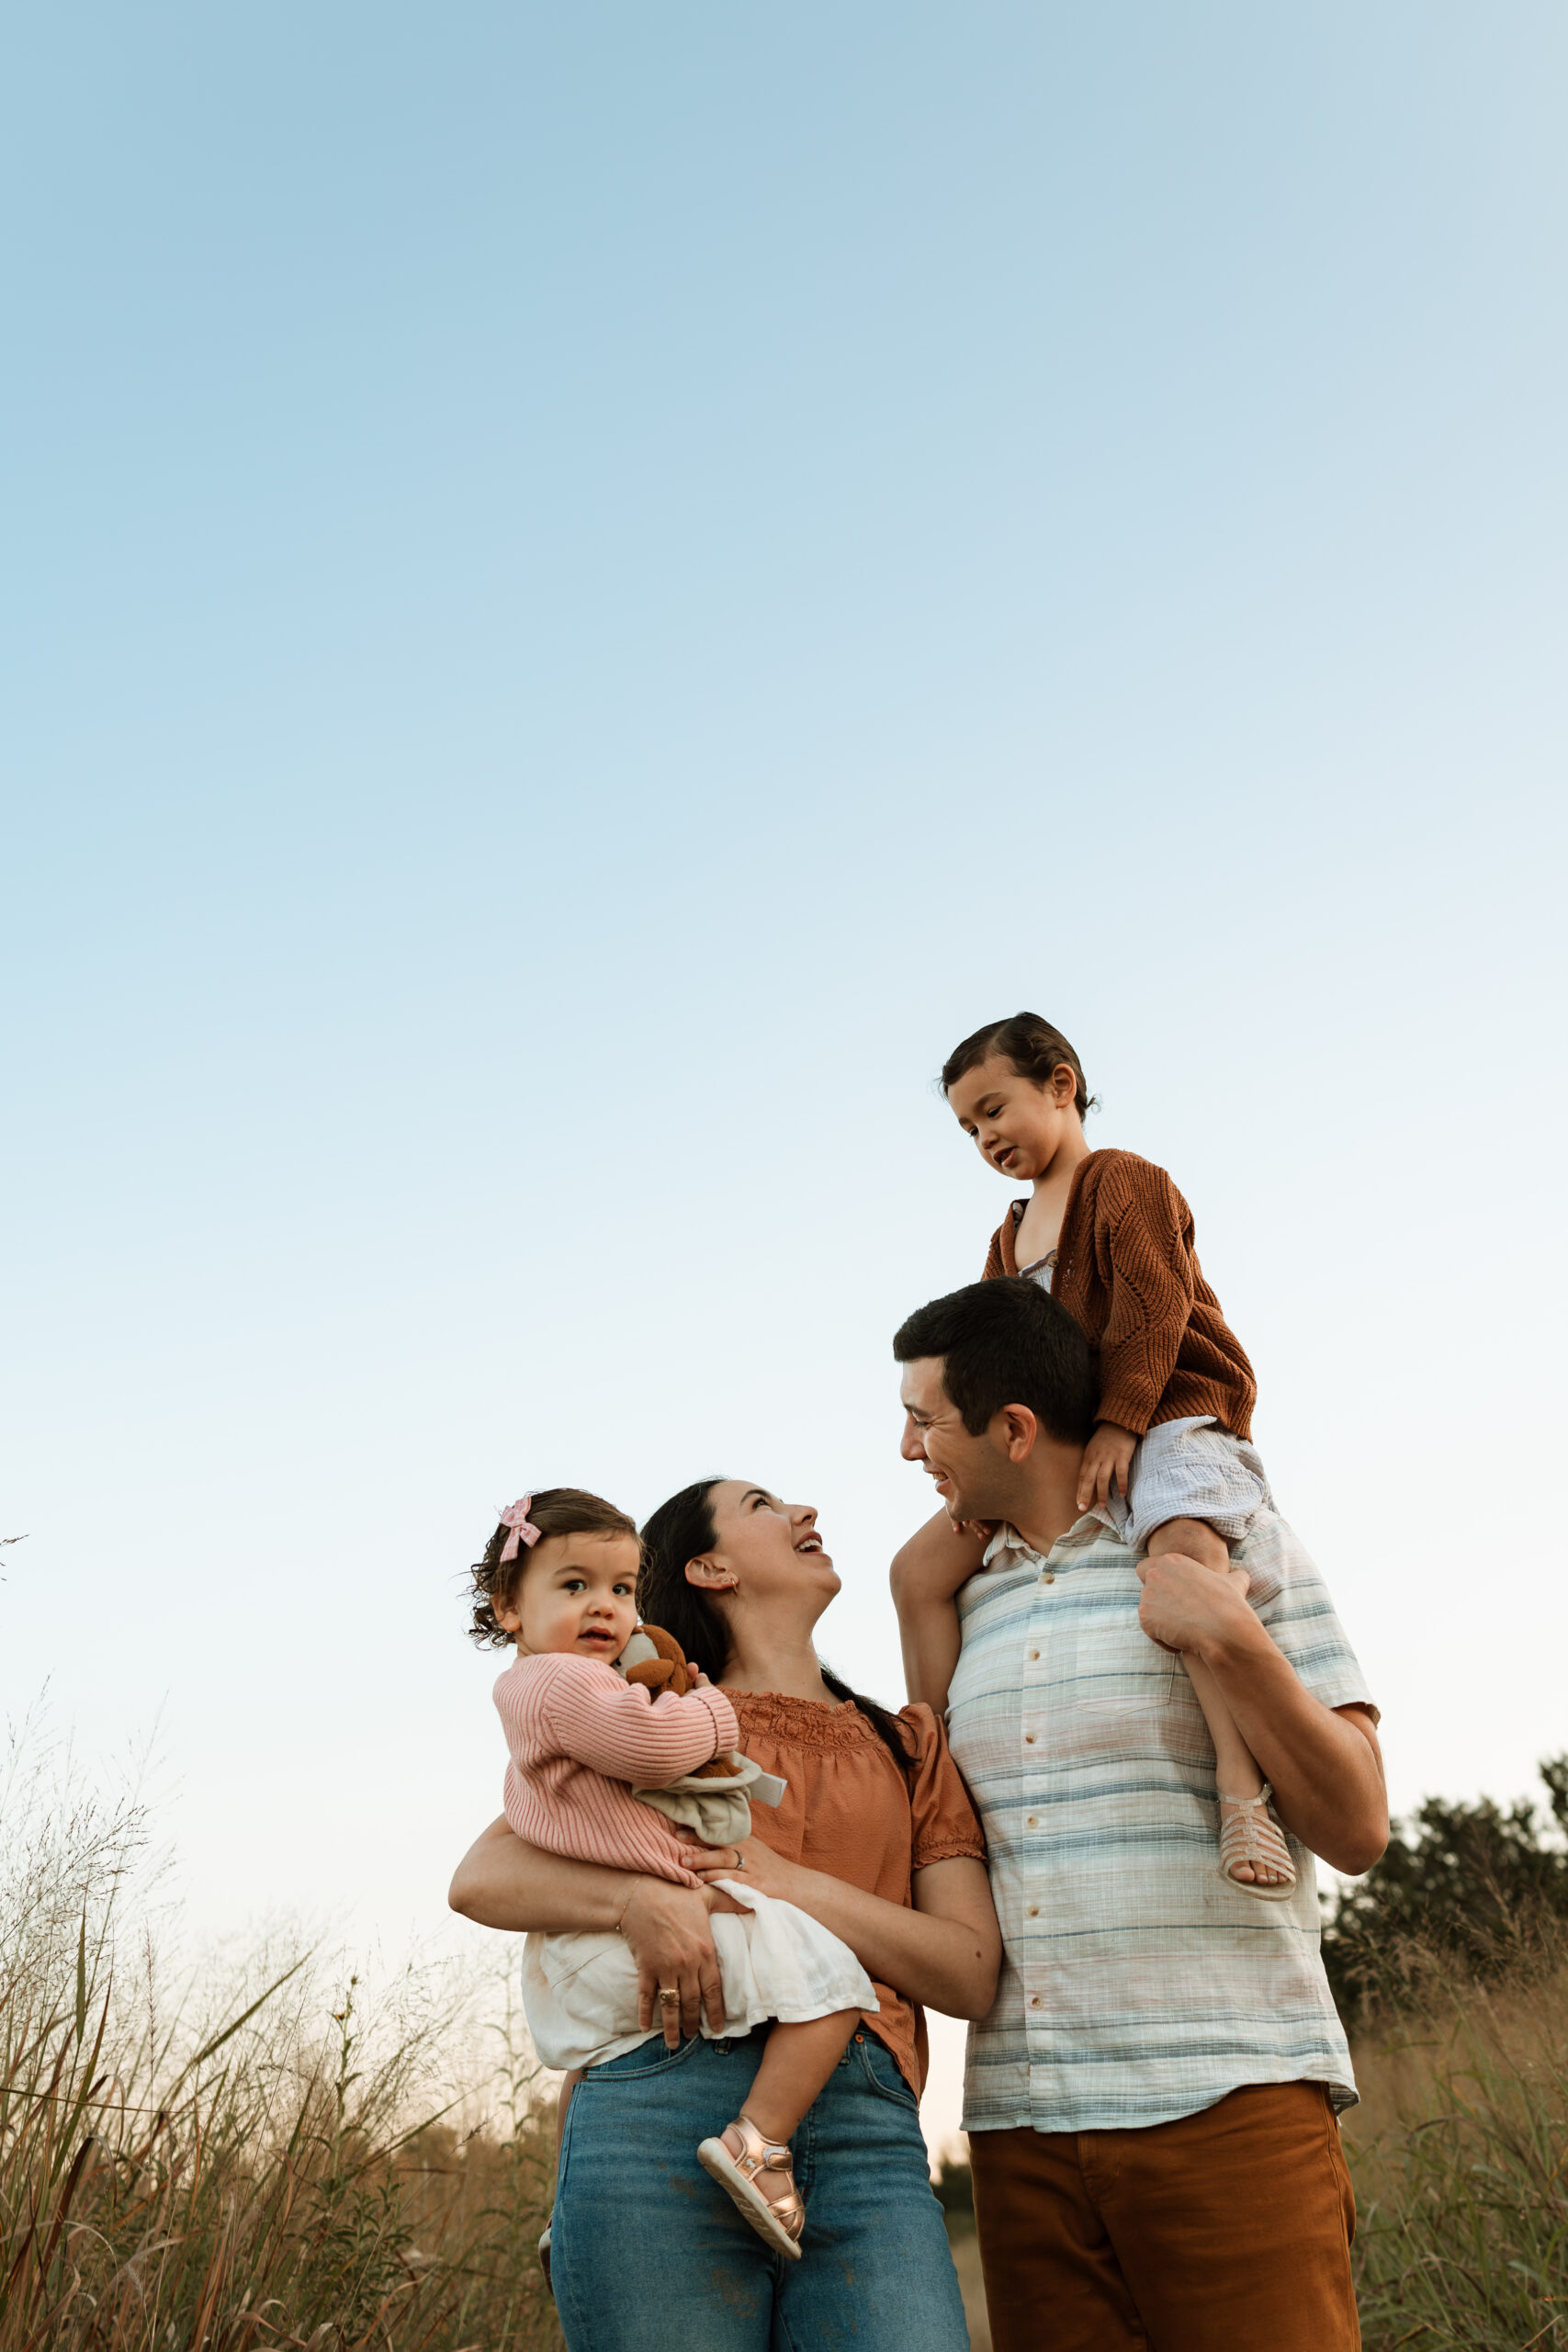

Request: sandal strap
left=729, top=2112, right=795, bottom=2180
left=1217, top=1781, right=1275, bottom=1810
left=1217, top=1789, right=1295, bottom=1877
left=728, top=2113, right=805, bottom=2241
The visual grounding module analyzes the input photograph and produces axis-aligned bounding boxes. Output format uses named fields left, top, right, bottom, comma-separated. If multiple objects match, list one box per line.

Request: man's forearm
left=1199, top=1622, right=1387, bottom=1875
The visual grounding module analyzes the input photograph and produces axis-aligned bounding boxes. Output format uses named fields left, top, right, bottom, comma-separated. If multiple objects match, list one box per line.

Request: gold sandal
left=1217, top=1781, right=1298, bottom=1903
left=697, top=2112, right=807, bottom=2259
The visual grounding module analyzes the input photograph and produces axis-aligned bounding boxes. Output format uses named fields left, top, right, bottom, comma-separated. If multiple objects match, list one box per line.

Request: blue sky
left=6, top=5, right=1566, bottom=2147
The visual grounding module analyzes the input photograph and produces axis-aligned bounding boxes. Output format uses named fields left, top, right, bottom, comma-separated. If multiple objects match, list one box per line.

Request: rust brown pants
left=969, top=2081, right=1359, bottom=2352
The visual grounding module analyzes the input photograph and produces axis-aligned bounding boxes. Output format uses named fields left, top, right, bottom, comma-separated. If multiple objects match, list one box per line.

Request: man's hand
left=1136, top=1551, right=1255, bottom=1657
left=1077, top=1421, right=1138, bottom=1512
left=619, top=1876, right=730, bottom=2046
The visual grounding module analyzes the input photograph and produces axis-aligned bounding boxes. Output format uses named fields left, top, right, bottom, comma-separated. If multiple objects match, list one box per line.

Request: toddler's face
left=947, top=1054, right=1077, bottom=1181
left=496, top=1531, right=641, bottom=1662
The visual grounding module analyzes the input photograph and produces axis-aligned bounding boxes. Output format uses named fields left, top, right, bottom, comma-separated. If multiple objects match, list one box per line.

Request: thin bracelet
left=613, top=1879, right=641, bottom=1936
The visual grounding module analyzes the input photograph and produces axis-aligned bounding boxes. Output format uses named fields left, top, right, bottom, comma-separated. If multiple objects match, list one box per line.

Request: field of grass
left=1345, top=1939, right=1568, bottom=2350
left=11, top=1714, right=1568, bottom=2352
left=0, top=1736, right=561, bottom=2352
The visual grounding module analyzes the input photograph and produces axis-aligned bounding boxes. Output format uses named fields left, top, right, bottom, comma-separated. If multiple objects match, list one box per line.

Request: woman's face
left=694, top=1482, right=842, bottom=1613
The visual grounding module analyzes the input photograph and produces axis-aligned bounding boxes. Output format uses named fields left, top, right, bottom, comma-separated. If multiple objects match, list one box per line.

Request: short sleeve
left=900, top=1702, right=987, bottom=1870
left=1242, top=1515, right=1380, bottom=1723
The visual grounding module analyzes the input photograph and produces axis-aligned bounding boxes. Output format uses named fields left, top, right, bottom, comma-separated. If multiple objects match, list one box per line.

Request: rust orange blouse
left=725, top=1690, right=987, bottom=2098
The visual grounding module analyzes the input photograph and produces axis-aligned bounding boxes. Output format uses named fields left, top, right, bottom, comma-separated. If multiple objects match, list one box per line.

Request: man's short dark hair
left=893, top=1277, right=1098, bottom=1442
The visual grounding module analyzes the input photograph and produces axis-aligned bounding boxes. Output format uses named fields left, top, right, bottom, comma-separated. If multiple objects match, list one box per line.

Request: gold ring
left=658, top=1987, right=680, bottom=2007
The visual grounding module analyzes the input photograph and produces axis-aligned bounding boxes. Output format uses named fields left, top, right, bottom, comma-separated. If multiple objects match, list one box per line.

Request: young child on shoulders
left=919, top=1010, right=1293, bottom=1899
left=469, top=1487, right=876, bottom=2260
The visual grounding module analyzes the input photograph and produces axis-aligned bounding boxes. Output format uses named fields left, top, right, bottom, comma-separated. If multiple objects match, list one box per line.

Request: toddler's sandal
left=698, top=2112, right=806, bottom=2260
left=1217, top=1782, right=1298, bottom=1904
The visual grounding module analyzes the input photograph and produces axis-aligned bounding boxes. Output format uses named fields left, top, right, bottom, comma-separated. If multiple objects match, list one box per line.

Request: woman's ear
left=684, top=1555, right=739, bottom=1593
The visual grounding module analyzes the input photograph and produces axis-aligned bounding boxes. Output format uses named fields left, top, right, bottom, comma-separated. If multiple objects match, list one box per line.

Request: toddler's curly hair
left=466, top=1487, right=641, bottom=1649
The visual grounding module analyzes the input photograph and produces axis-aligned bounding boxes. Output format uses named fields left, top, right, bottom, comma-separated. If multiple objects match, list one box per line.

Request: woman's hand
left=677, top=1835, right=807, bottom=1905
left=619, top=1876, right=732, bottom=2046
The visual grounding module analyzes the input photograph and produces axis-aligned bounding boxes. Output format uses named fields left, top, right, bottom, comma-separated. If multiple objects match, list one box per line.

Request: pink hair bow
left=497, top=1496, right=542, bottom=1564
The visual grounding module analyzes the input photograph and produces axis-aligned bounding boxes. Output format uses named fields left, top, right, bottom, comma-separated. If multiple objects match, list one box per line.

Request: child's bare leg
left=1145, top=1516, right=1285, bottom=1888
left=717, top=2011, right=859, bottom=2205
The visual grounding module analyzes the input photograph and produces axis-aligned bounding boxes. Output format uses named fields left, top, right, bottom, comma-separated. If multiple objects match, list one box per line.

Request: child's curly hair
left=466, top=1487, right=641, bottom=1649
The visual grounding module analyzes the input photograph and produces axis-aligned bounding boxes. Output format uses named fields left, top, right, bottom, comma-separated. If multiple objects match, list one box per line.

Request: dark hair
left=941, top=1012, right=1096, bottom=1119
left=638, top=1480, right=916, bottom=1781
left=466, top=1487, right=641, bottom=1648
left=892, top=1277, right=1099, bottom=1443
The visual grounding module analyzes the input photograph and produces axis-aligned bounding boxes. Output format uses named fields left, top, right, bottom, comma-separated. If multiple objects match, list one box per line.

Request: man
left=890, top=1276, right=1385, bottom=2352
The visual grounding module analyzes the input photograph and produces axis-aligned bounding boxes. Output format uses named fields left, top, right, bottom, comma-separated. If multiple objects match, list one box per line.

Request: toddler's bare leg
left=719, top=2011, right=860, bottom=2205
left=1145, top=1516, right=1285, bottom=1888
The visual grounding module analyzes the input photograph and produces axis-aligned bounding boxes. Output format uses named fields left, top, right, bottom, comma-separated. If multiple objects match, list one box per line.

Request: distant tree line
left=1321, top=1754, right=1568, bottom=2017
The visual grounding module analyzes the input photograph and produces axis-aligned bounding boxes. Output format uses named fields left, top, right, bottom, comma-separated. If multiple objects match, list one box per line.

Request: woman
left=449, top=1477, right=1000, bottom=2352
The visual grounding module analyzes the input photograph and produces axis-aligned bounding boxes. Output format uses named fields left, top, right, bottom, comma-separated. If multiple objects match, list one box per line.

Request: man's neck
left=1004, top=1446, right=1089, bottom=1560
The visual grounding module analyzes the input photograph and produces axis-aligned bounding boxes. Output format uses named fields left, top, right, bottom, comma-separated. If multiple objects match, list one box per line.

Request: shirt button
left=1025, top=1814, right=1038, bottom=1828
left=1026, top=1905, right=1039, bottom=1917
left=1039, top=1571, right=1055, bottom=1586
left=1030, top=1995, right=1043, bottom=2008
left=1027, top=1648, right=1040, bottom=1662
left=1024, top=1733, right=1036, bottom=1745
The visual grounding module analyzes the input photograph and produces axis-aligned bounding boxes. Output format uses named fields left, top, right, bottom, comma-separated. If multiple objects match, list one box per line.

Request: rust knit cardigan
left=982, top=1148, right=1257, bottom=1440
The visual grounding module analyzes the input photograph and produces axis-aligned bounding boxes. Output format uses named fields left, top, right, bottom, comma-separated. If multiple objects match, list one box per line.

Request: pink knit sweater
left=494, top=1651, right=740, bottom=1890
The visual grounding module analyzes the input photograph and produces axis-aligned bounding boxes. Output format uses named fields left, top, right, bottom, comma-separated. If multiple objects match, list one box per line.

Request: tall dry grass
left=0, top=1729, right=561, bottom=2351
left=1346, top=1935, right=1568, bottom=2349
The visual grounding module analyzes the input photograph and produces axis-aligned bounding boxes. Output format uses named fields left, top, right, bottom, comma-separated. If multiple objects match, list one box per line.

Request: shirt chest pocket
left=1058, top=1613, right=1179, bottom=1715
left=1051, top=1611, right=1220, bottom=1766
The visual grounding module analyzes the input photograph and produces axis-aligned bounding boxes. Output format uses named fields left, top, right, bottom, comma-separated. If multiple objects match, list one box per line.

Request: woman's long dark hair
left=638, top=1479, right=915, bottom=1781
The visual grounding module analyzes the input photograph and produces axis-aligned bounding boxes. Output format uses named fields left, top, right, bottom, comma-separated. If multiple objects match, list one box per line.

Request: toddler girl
left=942, top=1011, right=1293, bottom=1899
left=468, top=1486, right=877, bottom=2257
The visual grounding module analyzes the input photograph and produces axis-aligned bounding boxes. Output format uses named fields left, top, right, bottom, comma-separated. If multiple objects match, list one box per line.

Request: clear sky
left=5, top=4, right=1566, bottom=2155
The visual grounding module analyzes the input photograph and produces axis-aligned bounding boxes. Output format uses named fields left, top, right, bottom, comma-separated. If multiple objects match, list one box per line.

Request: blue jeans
left=552, top=2026, right=970, bottom=2352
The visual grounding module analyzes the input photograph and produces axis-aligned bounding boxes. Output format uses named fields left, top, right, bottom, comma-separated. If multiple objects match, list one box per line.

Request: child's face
left=495, top=1531, right=641, bottom=1661
left=947, top=1055, right=1078, bottom=1182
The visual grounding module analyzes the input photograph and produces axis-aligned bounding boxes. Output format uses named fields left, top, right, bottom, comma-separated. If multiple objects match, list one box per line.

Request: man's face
left=899, top=1355, right=1013, bottom=1524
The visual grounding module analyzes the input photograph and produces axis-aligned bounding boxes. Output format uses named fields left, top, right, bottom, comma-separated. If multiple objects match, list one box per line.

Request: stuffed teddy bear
left=619, top=1623, right=738, bottom=1779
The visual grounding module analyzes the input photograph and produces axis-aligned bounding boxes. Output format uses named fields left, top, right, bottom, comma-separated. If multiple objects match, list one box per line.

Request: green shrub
left=1324, top=1757, right=1568, bottom=2019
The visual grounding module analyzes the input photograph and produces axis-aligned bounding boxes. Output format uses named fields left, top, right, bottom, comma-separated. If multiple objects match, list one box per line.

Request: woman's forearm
left=448, top=1817, right=636, bottom=1932
left=781, top=1858, right=999, bottom=2018
left=448, top=1820, right=732, bottom=2043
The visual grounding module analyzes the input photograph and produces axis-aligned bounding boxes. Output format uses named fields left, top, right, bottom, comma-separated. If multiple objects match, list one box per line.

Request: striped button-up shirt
left=946, top=1510, right=1373, bottom=2134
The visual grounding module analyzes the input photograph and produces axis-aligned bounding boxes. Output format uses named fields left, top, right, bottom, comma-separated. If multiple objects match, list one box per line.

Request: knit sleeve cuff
left=696, top=1687, right=740, bottom=1756
left=1095, top=1394, right=1155, bottom=1439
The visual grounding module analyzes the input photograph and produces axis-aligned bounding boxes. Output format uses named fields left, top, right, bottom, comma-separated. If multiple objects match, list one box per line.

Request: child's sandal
left=697, top=2112, right=807, bottom=2259
left=1217, top=1782, right=1298, bottom=1903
